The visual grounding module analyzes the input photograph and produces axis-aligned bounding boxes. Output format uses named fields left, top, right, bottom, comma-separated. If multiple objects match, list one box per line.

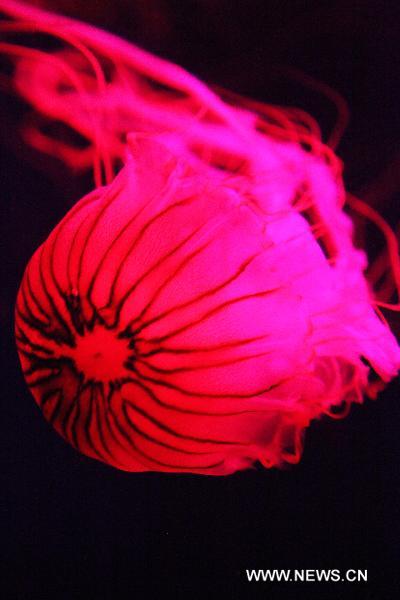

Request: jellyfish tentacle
left=347, top=194, right=400, bottom=311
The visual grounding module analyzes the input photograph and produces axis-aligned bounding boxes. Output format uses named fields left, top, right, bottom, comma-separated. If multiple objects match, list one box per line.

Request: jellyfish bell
left=3, top=0, right=400, bottom=475
left=15, top=134, right=400, bottom=474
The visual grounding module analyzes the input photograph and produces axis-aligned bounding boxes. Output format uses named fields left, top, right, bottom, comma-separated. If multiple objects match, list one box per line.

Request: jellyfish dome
left=3, top=0, right=400, bottom=474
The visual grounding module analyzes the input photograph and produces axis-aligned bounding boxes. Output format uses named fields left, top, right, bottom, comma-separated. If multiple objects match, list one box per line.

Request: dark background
left=1, top=1, right=400, bottom=598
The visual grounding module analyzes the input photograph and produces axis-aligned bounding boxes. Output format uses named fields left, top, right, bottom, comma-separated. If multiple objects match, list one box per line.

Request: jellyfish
left=2, top=0, right=400, bottom=475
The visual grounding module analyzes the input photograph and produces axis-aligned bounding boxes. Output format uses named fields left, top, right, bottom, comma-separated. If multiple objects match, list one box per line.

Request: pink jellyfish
left=1, top=0, right=399, bottom=474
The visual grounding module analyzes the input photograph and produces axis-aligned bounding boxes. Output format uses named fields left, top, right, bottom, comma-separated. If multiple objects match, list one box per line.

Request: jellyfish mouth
left=68, top=324, right=135, bottom=384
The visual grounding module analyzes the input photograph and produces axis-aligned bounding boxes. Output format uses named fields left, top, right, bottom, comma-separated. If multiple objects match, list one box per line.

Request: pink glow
left=2, top=0, right=399, bottom=474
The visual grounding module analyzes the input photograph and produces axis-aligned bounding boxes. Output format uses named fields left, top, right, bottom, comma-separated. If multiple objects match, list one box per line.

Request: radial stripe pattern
left=15, top=138, right=400, bottom=475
